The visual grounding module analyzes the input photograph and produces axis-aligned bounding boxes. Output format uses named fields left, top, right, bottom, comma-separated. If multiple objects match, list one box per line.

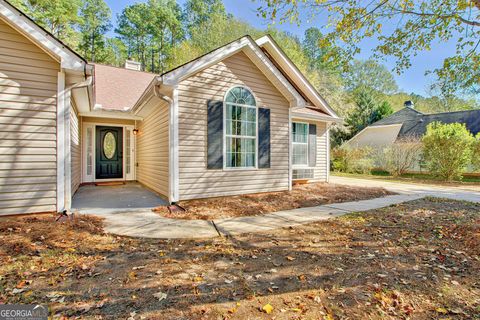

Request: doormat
left=95, top=181, right=125, bottom=186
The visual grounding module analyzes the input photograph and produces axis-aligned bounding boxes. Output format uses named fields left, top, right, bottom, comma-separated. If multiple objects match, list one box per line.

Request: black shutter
left=258, top=108, right=271, bottom=168
left=207, top=100, right=223, bottom=169
left=308, top=124, right=317, bottom=167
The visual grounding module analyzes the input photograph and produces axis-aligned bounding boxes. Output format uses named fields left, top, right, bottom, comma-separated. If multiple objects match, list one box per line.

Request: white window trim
left=292, top=121, right=310, bottom=168
left=223, top=86, right=259, bottom=171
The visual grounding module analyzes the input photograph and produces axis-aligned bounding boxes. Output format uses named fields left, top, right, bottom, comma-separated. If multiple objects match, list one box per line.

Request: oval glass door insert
left=103, top=132, right=116, bottom=159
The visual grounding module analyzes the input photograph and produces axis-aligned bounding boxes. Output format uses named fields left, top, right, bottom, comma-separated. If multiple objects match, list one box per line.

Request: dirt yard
left=1, top=198, right=479, bottom=319
left=154, top=182, right=393, bottom=220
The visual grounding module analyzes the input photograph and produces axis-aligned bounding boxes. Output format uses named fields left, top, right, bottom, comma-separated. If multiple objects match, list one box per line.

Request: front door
left=96, top=126, right=123, bottom=179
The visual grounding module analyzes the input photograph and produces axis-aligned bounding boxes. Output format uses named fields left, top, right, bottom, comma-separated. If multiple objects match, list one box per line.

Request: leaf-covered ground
left=154, top=183, right=393, bottom=220
left=1, top=198, right=479, bottom=319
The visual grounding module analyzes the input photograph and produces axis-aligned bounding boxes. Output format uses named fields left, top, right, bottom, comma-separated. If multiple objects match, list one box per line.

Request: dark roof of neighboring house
left=371, top=107, right=480, bottom=138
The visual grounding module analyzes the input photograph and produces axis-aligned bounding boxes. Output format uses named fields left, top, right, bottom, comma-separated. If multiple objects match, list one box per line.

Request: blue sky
left=105, top=0, right=457, bottom=97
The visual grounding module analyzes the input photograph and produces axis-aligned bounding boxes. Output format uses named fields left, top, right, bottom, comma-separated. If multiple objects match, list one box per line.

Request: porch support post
left=168, top=87, right=179, bottom=203
left=288, top=106, right=293, bottom=191
left=64, top=88, right=72, bottom=210
left=326, top=125, right=330, bottom=183
left=56, top=71, right=66, bottom=212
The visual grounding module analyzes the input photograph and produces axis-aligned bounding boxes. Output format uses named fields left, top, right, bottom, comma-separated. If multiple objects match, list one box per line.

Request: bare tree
left=378, top=137, right=423, bottom=177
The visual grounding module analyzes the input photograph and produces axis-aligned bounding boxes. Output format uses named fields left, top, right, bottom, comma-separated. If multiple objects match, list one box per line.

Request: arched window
left=224, top=87, right=257, bottom=168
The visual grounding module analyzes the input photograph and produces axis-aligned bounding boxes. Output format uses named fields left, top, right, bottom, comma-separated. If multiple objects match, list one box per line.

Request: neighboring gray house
left=347, top=105, right=480, bottom=148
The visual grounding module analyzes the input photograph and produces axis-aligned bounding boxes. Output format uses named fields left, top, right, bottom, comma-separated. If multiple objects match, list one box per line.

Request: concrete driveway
left=330, top=175, right=480, bottom=203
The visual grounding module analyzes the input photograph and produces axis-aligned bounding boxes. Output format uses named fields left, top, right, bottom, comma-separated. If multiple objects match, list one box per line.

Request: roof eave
left=256, top=35, right=339, bottom=119
left=1, top=0, right=87, bottom=72
left=292, top=111, right=343, bottom=123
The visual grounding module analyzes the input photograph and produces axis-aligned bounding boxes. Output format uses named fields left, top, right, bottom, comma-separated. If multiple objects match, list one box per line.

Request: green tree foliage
left=371, top=100, right=394, bottom=123
left=9, top=0, right=82, bottom=47
left=345, top=87, right=393, bottom=135
left=102, top=38, right=128, bottom=67
left=183, top=0, right=226, bottom=37
left=384, top=92, right=479, bottom=113
left=10, top=0, right=474, bottom=117
left=422, top=122, right=475, bottom=181
left=257, top=0, right=480, bottom=96
left=472, top=133, right=480, bottom=171
left=78, top=0, right=111, bottom=62
left=115, top=0, right=183, bottom=72
left=344, top=59, right=398, bottom=95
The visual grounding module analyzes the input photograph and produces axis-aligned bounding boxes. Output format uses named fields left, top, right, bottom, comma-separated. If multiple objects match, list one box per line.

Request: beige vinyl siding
left=177, top=51, right=290, bottom=200
left=136, top=100, right=169, bottom=198
left=0, top=18, right=59, bottom=215
left=71, top=103, right=81, bottom=195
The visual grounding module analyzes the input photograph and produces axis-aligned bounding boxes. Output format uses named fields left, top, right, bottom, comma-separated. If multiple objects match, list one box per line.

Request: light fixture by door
left=133, top=128, right=139, bottom=135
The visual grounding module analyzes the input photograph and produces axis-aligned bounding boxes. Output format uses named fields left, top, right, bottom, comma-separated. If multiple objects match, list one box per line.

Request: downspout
left=154, top=84, right=179, bottom=203
left=63, top=75, right=93, bottom=212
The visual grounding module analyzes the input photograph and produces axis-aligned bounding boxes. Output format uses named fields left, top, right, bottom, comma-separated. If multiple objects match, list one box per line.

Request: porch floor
left=72, top=182, right=168, bottom=215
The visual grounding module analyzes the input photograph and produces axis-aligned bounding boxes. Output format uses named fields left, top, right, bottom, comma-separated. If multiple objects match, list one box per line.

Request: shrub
left=331, top=146, right=373, bottom=174
left=422, top=122, right=475, bottom=181
left=472, top=133, right=480, bottom=171
left=377, top=137, right=423, bottom=177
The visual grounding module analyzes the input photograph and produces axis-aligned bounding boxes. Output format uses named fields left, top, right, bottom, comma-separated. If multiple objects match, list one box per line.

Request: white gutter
left=154, top=85, right=179, bottom=203
left=61, top=75, right=93, bottom=212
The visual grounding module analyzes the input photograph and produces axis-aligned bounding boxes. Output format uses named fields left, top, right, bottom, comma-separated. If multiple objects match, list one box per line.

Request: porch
left=72, top=182, right=168, bottom=215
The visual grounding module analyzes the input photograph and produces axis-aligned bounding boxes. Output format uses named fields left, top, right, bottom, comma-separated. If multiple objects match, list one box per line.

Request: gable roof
left=159, top=35, right=306, bottom=109
left=1, top=0, right=87, bottom=71
left=93, top=64, right=156, bottom=111
left=256, top=35, right=338, bottom=118
left=132, top=35, right=340, bottom=121
left=371, top=107, right=480, bottom=138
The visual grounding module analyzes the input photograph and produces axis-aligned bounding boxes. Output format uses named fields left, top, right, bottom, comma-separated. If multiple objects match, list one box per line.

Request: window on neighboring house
left=225, top=87, right=257, bottom=168
left=292, top=122, right=308, bottom=166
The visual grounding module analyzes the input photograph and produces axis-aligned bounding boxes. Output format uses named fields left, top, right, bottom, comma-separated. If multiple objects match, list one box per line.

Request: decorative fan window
left=225, top=87, right=257, bottom=168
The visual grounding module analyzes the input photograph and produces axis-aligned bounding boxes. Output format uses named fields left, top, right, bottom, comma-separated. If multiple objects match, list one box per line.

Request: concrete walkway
left=81, top=193, right=422, bottom=239
left=75, top=177, right=480, bottom=239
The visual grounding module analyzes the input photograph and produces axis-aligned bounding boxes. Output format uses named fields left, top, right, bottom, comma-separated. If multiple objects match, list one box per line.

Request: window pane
left=247, top=108, right=256, bottom=121
left=293, top=123, right=308, bottom=143
left=225, top=137, right=256, bottom=168
left=293, top=143, right=308, bottom=165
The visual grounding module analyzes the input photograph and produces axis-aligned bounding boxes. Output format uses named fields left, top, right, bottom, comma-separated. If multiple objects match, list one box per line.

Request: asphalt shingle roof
left=93, top=63, right=156, bottom=111
left=371, top=107, right=480, bottom=138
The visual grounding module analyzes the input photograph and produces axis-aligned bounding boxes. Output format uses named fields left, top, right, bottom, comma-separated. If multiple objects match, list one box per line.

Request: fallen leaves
left=262, top=303, right=274, bottom=314
left=153, top=292, right=167, bottom=302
